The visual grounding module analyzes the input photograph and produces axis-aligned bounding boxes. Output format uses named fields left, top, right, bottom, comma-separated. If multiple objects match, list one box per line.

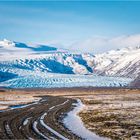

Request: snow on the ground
left=0, top=92, right=41, bottom=111
left=63, top=99, right=106, bottom=140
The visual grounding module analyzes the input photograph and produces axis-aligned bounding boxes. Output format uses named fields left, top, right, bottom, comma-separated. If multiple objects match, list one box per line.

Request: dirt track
left=0, top=95, right=80, bottom=140
left=0, top=88, right=139, bottom=140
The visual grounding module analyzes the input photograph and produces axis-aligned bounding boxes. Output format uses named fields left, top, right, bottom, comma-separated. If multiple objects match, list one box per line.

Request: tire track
left=0, top=96, right=79, bottom=140
left=39, top=100, right=69, bottom=140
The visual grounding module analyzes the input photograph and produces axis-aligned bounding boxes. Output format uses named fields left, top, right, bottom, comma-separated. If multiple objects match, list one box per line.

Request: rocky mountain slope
left=93, top=46, right=140, bottom=79
left=130, top=75, right=140, bottom=88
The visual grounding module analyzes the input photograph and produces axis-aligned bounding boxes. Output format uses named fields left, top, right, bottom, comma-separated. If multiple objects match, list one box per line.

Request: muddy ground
left=78, top=89, right=140, bottom=140
left=0, top=88, right=139, bottom=140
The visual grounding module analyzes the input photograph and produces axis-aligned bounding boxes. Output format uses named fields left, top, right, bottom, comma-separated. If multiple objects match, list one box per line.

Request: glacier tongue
left=1, top=73, right=132, bottom=88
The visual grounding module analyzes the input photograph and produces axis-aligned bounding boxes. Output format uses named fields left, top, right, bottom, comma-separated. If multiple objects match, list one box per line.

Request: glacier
left=0, top=72, right=131, bottom=88
left=0, top=39, right=134, bottom=88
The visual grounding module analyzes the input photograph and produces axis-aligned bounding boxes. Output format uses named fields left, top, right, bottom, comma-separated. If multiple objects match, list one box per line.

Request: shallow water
left=10, top=104, right=28, bottom=109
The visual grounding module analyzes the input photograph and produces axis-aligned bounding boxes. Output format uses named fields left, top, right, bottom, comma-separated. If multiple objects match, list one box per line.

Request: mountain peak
left=0, top=39, right=15, bottom=47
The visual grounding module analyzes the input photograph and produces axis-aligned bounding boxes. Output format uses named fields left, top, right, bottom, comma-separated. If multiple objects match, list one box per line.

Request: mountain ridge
left=0, top=39, right=139, bottom=80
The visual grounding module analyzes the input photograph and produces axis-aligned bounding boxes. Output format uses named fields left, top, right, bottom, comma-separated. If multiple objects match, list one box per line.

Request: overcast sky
left=0, top=1, right=140, bottom=53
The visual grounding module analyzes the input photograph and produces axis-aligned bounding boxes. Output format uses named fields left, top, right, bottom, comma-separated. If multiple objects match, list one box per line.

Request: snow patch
left=63, top=99, right=106, bottom=140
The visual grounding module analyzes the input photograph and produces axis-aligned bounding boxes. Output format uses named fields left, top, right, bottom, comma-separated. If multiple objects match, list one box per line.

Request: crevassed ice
left=1, top=73, right=132, bottom=88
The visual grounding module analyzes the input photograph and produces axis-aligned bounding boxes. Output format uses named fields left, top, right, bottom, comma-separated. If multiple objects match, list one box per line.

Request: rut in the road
left=0, top=96, right=81, bottom=140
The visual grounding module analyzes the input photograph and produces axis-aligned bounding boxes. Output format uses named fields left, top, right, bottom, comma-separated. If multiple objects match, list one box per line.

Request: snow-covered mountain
left=0, top=39, right=139, bottom=88
left=0, top=39, right=58, bottom=54
left=0, top=39, right=94, bottom=75
left=93, top=46, right=140, bottom=79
